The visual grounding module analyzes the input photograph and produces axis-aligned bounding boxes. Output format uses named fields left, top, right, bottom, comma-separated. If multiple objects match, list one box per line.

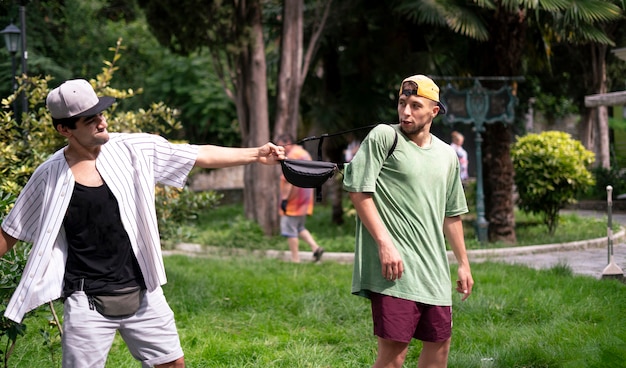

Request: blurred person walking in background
left=450, top=131, right=469, bottom=183
left=276, top=133, right=325, bottom=263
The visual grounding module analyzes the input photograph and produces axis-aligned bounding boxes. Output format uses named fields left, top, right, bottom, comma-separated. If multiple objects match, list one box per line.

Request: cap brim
left=73, top=96, right=116, bottom=117
left=438, top=102, right=447, bottom=115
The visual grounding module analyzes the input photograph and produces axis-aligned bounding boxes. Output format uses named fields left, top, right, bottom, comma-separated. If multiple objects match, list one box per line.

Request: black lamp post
left=19, top=1, right=28, bottom=115
left=1, top=23, right=21, bottom=116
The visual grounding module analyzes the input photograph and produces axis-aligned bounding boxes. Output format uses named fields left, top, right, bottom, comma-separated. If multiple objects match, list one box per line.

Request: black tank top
left=62, top=182, right=145, bottom=297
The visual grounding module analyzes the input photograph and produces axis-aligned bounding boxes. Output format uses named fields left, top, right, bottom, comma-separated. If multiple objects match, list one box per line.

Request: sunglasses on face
left=82, top=113, right=103, bottom=124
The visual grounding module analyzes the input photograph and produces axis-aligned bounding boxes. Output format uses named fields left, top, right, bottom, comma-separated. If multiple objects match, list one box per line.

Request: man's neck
left=64, top=143, right=102, bottom=165
left=410, top=132, right=432, bottom=148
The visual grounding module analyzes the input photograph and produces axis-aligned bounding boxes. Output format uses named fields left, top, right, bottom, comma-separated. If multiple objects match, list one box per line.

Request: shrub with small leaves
left=0, top=188, right=29, bottom=366
left=511, top=131, right=595, bottom=235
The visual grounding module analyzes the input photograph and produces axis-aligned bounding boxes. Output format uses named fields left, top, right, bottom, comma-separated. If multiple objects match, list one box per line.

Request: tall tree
left=273, top=0, right=331, bottom=139
left=138, top=0, right=332, bottom=234
left=571, top=15, right=625, bottom=169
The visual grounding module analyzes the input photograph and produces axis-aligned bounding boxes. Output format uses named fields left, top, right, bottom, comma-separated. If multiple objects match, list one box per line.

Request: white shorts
left=62, top=286, right=183, bottom=368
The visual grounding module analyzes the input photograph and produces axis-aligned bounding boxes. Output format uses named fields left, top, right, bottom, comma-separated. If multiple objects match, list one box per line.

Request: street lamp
left=1, top=23, right=21, bottom=115
left=1, top=23, right=20, bottom=55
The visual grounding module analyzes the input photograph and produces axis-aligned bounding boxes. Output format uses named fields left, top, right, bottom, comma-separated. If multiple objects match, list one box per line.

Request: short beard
left=399, top=121, right=427, bottom=137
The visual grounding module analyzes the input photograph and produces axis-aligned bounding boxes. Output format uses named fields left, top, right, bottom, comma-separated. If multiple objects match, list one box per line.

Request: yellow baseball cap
left=398, top=75, right=446, bottom=114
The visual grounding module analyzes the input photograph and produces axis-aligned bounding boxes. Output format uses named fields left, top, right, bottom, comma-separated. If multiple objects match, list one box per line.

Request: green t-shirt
left=343, top=124, right=468, bottom=306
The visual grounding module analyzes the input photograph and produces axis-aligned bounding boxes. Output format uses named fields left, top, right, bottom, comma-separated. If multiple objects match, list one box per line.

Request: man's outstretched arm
left=195, top=143, right=285, bottom=169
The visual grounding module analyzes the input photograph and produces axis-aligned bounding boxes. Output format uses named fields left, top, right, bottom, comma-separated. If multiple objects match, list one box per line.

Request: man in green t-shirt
left=343, top=74, right=474, bottom=368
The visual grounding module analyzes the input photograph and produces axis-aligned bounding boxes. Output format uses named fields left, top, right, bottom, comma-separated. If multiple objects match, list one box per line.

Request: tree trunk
left=236, top=0, right=333, bottom=234
left=580, top=43, right=610, bottom=169
left=598, top=104, right=610, bottom=168
left=483, top=122, right=517, bottom=243
left=478, top=5, right=525, bottom=243
left=236, top=0, right=279, bottom=235
left=274, top=0, right=331, bottom=139
left=580, top=108, right=594, bottom=150
left=594, top=44, right=610, bottom=169
left=274, top=0, right=303, bottom=139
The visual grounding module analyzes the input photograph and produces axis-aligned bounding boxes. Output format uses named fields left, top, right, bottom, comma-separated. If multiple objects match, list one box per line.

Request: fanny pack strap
left=291, top=123, right=398, bottom=202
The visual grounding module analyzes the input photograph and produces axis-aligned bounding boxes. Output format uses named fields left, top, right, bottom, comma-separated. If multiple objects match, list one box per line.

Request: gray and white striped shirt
left=1, top=133, right=198, bottom=323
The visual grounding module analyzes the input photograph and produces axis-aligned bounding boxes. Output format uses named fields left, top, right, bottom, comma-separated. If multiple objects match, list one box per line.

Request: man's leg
left=155, top=357, right=185, bottom=368
left=298, top=229, right=324, bottom=261
left=120, top=287, right=185, bottom=368
left=370, top=293, right=416, bottom=368
left=281, top=216, right=302, bottom=263
left=62, top=291, right=119, bottom=368
left=414, top=304, right=452, bottom=368
left=287, top=236, right=301, bottom=262
left=373, top=337, right=409, bottom=368
left=418, top=339, right=451, bottom=368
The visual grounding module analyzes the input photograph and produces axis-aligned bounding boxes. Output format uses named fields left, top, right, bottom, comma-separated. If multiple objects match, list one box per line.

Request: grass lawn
left=8, top=256, right=626, bottom=367
left=177, top=202, right=614, bottom=253
left=5, top=202, right=623, bottom=367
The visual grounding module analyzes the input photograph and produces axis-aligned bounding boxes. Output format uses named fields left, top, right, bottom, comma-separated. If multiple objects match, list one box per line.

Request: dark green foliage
left=526, top=75, right=579, bottom=123
left=586, top=165, right=626, bottom=200
left=137, top=0, right=235, bottom=55
left=142, top=54, right=240, bottom=146
left=511, top=131, right=595, bottom=234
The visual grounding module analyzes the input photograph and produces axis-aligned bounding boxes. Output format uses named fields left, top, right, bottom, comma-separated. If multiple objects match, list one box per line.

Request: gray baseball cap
left=46, top=79, right=115, bottom=119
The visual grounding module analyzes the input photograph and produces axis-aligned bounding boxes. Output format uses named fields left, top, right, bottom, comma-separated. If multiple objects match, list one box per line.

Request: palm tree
left=394, top=0, right=623, bottom=243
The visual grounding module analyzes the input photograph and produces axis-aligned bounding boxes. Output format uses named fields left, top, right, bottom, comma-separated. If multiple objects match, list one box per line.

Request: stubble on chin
left=95, top=132, right=110, bottom=145
left=399, top=122, right=425, bottom=137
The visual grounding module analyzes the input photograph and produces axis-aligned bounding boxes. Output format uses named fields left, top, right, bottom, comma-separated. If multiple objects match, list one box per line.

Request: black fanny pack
left=88, top=286, right=145, bottom=318
left=279, top=123, right=398, bottom=201
left=280, top=159, right=338, bottom=189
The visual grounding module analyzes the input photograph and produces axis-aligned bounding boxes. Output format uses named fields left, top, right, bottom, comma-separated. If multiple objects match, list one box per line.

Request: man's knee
left=155, top=356, right=185, bottom=368
left=374, top=337, right=409, bottom=368
left=419, top=339, right=451, bottom=367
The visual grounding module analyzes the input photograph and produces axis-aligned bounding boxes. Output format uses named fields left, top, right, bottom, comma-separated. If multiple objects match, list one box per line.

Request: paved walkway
left=169, top=209, right=626, bottom=280
left=490, top=209, right=625, bottom=279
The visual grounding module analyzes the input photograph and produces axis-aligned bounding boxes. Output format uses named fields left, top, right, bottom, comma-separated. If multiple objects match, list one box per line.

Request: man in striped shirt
left=0, top=79, right=285, bottom=368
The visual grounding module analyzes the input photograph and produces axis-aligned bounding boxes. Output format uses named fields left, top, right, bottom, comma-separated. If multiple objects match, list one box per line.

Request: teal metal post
left=440, top=79, right=516, bottom=244
left=472, top=124, right=488, bottom=242
left=465, top=81, right=490, bottom=243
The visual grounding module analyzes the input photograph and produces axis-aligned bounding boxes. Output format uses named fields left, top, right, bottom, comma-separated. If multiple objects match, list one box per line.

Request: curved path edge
left=166, top=228, right=625, bottom=268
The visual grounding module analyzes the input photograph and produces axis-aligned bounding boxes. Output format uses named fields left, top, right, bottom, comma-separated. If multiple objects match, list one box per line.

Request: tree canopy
left=1, top=0, right=626, bottom=239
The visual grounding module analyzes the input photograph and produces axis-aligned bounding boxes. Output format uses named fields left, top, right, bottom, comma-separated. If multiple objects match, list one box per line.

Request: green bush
left=511, top=131, right=595, bottom=235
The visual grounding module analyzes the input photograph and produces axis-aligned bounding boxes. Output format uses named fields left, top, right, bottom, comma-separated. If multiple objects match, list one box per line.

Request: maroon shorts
left=370, top=292, right=452, bottom=343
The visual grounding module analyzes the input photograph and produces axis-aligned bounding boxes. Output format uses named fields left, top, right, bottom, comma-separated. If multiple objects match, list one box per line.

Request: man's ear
left=55, top=124, right=72, bottom=138
left=432, top=104, right=440, bottom=117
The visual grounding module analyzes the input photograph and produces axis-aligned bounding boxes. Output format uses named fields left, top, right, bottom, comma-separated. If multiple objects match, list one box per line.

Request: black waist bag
left=88, top=286, right=145, bottom=318
left=280, top=124, right=397, bottom=201
left=280, top=159, right=338, bottom=188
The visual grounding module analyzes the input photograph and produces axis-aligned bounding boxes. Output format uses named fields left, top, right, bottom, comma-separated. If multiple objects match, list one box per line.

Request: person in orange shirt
left=276, top=133, right=324, bottom=263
